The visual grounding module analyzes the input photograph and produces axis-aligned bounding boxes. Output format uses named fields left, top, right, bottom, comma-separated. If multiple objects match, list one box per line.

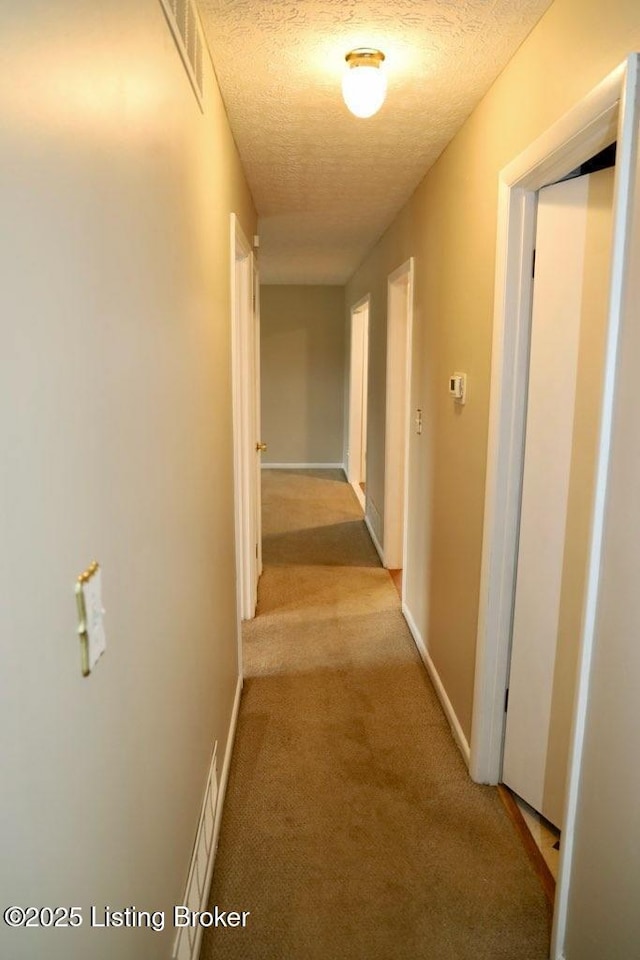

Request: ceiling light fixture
left=342, top=48, right=386, bottom=119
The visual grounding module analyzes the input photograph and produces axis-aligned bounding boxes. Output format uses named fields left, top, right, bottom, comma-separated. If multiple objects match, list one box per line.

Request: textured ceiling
left=199, top=0, right=552, bottom=284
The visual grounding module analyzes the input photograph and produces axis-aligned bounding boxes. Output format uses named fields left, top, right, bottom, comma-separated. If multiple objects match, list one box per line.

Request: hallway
left=202, top=470, right=549, bottom=960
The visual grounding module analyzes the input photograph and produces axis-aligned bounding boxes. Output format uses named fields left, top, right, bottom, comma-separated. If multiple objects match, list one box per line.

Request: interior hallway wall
left=345, top=0, right=640, bottom=740
left=261, top=285, right=345, bottom=465
left=0, top=3, right=256, bottom=959
left=345, top=1, right=640, bottom=955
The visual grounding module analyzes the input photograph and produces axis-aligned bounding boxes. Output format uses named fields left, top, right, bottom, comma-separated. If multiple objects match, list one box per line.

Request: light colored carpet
left=201, top=469, right=550, bottom=960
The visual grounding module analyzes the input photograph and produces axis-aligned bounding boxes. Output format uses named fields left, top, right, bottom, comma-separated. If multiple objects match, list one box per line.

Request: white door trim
left=230, top=214, right=259, bottom=629
left=552, top=54, right=640, bottom=958
left=502, top=173, right=595, bottom=829
left=470, top=60, right=623, bottom=781
left=383, top=258, right=414, bottom=589
left=469, top=55, right=638, bottom=960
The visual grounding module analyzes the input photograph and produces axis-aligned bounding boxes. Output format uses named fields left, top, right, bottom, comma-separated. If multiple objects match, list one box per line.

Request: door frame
left=383, top=258, right=414, bottom=587
left=469, top=55, right=638, bottom=958
left=347, top=295, right=370, bottom=510
left=253, top=262, right=263, bottom=580
left=230, top=214, right=259, bottom=630
left=501, top=172, right=601, bottom=829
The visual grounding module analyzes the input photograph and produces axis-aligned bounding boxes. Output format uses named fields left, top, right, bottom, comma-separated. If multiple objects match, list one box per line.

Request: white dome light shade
left=342, top=49, right=386, bottom=119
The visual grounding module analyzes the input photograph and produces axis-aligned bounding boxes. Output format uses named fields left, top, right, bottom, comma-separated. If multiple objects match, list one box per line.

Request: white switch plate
left=84, top=568, right=106, bottom=671
left=75, top=563, right=106, bottom=676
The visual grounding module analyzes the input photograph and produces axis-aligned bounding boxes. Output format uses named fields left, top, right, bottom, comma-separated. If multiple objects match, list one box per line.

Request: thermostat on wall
left=449, top=372, right=467, bottom=405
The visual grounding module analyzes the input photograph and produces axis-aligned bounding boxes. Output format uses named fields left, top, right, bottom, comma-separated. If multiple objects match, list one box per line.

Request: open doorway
left=471, top=57, right=640, bottom=959
left=347, top=296, right=370, bottom=510
left=383, top=259, right=414, bottom=599
left=502, top=160, right=615, bottom=881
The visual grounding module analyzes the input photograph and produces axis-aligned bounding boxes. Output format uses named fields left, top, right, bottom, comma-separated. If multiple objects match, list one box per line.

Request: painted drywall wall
left=0, top=3, right=256, bottom=959
left=345, top=1, right=640, bottom=954
left=260, top=285, right=345, bottom=464
left=345, top=0, right=640, bottom=741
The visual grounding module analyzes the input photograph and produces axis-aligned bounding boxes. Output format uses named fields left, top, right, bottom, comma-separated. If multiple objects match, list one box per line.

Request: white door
left=348, top=298, right=370, bottom=509
left=253, top=259, right=264, bottom=578
left=231, top=216, right=261, bottom=623
left=360, top=311, right=369, bottom=486
left=383, top=260, right=414, bottom=572
left=502, top=167, right=615, bottom=827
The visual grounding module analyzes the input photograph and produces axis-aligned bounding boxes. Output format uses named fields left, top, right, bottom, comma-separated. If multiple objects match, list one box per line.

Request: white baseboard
left=364, top=513, right=384, bottom=563
left=262, top=462, right=344, bottom=470
left=402, top=602, right=471, bottom=767
left=173, top=674, right=243, bottom=960
left=212, top=675, right=242, bottom=860
left=351, top=479, right=366, bottom=510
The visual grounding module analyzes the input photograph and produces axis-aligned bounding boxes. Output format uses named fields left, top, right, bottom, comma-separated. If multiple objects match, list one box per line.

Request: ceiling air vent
left=159, top=0, right=204, bottom=109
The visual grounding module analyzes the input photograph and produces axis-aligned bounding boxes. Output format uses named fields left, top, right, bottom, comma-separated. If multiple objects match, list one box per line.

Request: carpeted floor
left=201, top=469, right=550, bottom=960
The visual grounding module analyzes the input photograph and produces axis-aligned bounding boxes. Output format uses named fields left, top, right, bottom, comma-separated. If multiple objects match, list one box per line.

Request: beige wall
left=345, top=0, right=640, bottom=739
left=261, top=285, right=345, bottom=464
left=345, top=1, right=640, bottom=954
left=0, top=3, right=256, bottom=959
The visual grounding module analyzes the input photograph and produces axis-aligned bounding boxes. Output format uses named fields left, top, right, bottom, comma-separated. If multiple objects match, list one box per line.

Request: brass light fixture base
left=345, top=48, right=385, bottom=69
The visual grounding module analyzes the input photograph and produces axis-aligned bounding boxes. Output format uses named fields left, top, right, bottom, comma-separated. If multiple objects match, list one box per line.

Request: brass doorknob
left=256, top=441, right=267, bottom=452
